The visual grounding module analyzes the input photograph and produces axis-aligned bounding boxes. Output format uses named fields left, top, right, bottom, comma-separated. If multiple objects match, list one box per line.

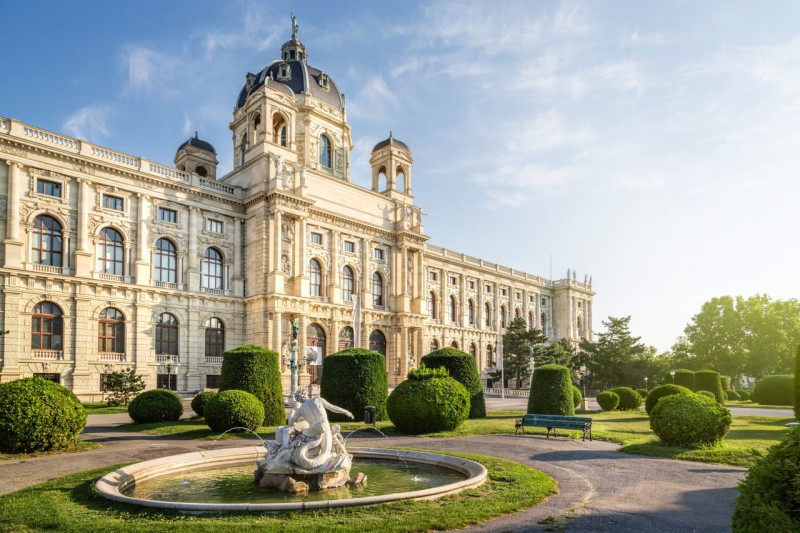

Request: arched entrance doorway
left=369, top=329, right=386, bottom=355
left=306, top=323, right=326, bottom=384
left=338, top=326, right=354, bottom=352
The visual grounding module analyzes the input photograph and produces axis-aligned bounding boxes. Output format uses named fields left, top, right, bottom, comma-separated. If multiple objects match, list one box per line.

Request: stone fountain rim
left=94, top=446, right=488, bottom=512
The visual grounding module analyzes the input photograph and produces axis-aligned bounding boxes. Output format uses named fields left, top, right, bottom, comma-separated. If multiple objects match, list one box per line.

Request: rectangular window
left=103, top=194, right=124, bottom=211
left=429, top=271, right=438, bottom=281
left=157, top=374, right=177, bottom=391
left=374, top=248, right=385, bottom=260
left=207, top=219, right=224, bottom=233
left=310, top=232, right=322, bottom=245
left=158, top=207, right=177, bottom=223
left=36, top=179, right=61, bottom=197
left=468, top=280, right=475, bottom=289
left=578, top=301, right=583, bottom=308
left=449, top=276, right=457, bottom=285
left=501, top=288, right=507, bottom=296
left=530, top=295, right=535, bottom=303
left=34, top=373, right=60, bottom=383
left=542, top=297, right=548, bottom=305
left=516, top=291, right=522, bottom=300
left=485, top=285, right=492, bottom=293
left=344, top=240, right=355, bottom=253
left=206, top=374, right=220, bottom=389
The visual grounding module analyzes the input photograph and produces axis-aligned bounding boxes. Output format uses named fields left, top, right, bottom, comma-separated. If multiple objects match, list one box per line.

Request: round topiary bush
left=597, top=391, right=620, bottom=411
left=725, top=390, right=740, bottom=402
left=0, top=377, right=87, bottom=453
left=572, top=385, right=583, bottom=409
left=527, top=364, right=574, bottom=416
left=697, top=390, right=715, bottom=399
left=321, top=348, right=389, bottom=422
left=219, top=345, right=284, bottom=426
left=387, top=366, right=469, bottom=434
left=751, top=374, right=794, bottom=406
left=673, top=369, right=695, bottom=391
left=645, top=384, right=694, bottom=415
left=205, top=390, right=265, bottom=434
left=191, top=391, right=217, bottom=417
left=650, top=393, right=731, bottom=447
left=421, top=347, right=485, bottom=418
left=695, top=370, right=725, bottom=403
left=636, top=388, right=649, bottom=400
left=737, top=389, right=751, bottom=401
left=732, top=425, right=800, bottom=532
left=609, top=387, right=643, bottom=410
left=128, top=389, right=183, bottom=423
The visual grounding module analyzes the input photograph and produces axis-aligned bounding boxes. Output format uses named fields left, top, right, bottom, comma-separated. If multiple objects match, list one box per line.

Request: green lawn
left=725, top=400, right=794, bottom=410
left=0, top=452, right=557, bottom=532
left=0, top=440, right=100, bottom=461
left=82, top=402, right=130, bottom=415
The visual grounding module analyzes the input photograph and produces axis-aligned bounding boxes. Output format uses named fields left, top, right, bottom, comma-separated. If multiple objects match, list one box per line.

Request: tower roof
left=177, top=132, right=216, bottom=154
left=372, top=132, right=410, bottom=153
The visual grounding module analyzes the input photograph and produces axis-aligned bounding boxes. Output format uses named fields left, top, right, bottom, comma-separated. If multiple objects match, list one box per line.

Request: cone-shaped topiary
left=673, top=369, right=695, bottom=391
left=795, top=344, right=800, bottom=420
left=751, top=374, right=794, bottom=406
left=527, top=364, right=574, bottom=416
left=219, top=344, right=284, bottom=426
left=205, top=390, right=265, bottom=433
left=738, top=389, right=751, bottom=401
left=636, top=388, right=649, bottom=400
left=191, top=391, right=217, bottom=417
left=645, top=384, right=693, bottom=415
left=320, top=348, right=388, bottom=422
left=650, top=394, right=731, bottom=447
left=0, top=377, right=87, bottom=453
left=597, top=391, right=619, bottom=411
left=572, top=385, right=583, bottom=409
left=732, top=426, right=800, bottom=532
left=128, top=389, right=183, bottom=423
left=695, top=370, right=725, bottom=403
left=725, top=390, right=740, bottom=401
left=720, top=376, right=732, bottom=391
left=609, top=387, right=643, bottom=410
left=387, top=366, right=470, bottom=434
left=421, top=347, right=486, bottom=418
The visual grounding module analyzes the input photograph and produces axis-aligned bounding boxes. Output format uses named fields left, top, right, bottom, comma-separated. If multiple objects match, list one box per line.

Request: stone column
left=330, top=231, right=339, bottom=303
left=187, top=207, right=200, bottom=291
left=4, top=161, right=24, bottom=267
left=135, top=194, right=150, bottom=285
left=232, top=219, right=243, bottom=295
left=294, top=218, right=306, bottom=295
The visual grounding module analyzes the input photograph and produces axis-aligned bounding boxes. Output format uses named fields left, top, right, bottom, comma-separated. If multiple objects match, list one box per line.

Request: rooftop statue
left=291, top=11, right=299, bottom=38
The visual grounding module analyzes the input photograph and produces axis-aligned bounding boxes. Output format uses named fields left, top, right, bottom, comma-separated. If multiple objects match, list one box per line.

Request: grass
left=0, top=452, right=557, bottom=532
left=0, top=440, right=100, bottom=461
left=82, top=402, right=130, bottom=415
left=725, top=400, right=794, bottom=410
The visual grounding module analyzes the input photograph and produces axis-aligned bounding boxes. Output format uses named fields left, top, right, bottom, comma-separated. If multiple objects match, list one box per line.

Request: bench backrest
left=522, top=414, right=592, bottom=424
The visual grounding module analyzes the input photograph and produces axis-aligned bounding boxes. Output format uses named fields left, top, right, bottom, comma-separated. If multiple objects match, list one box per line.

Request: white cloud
left=123, top=45, right=179, bottom=93
left=62, top=105, right=111, bottom=140
left=620, top=28, right=666, bottom=48
left=181, top=114, right=193, bottom=137
left=203, top=7, right=282, bottom=58
left=347, top=74, right=399, bottom=121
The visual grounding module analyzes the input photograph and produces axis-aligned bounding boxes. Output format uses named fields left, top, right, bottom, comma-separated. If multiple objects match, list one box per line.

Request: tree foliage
left=498, top=317, right=577, bottom=389
left=103, top=368, right=145, bottom=406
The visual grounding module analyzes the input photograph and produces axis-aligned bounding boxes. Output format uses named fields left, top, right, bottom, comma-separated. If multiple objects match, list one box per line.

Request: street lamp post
left=165, top=355, right=173, bottom=390
left=579, top=364, right=589, bottom=410
left=644, top=376, right=648, bottom=390
left=670, top=370, right=675, bottom=384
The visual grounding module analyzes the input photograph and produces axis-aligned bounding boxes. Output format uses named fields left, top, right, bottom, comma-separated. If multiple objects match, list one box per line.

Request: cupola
left=369, top=132, right=413, bottom=198
left=174, top=132, right=219, bottom=179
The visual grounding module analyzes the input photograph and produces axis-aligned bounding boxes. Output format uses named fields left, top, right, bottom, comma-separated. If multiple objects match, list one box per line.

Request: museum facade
left=0, top=29, right=594, bottom=399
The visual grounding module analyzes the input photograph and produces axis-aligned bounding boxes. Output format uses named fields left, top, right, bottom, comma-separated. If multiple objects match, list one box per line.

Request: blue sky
left=2, top=1, right=799, bottom=352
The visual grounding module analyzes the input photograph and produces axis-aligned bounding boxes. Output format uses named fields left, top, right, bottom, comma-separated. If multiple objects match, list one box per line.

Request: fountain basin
left=95, top=447, right=487, bottom=512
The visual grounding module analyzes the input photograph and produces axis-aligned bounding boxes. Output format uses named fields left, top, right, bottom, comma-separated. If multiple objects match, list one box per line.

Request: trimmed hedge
left=645, top=384, right=693, bottom=415
left=191, top=391, right=217, bottom=417
left=0, top=377, right=87, bottom=453
left=650, top=394, right=731, bottom=447
left=636, top=388, right=649, bottom=400
left=720, top=376, right=732, bottom=391
left=219, top=344, right=284, bottom=426
left=387, top=369, right=469, bottom=434
left=609, top=387, right=643, bottom=410
left=751, top=374, right=794, bottom=406
left=697, top=390, right=715, bottom=399
left=205, top=390, right=265, bottom=433
left=572, top=385, right=583, bottom=409
left=421, top=347, right=486, bottom=418
left=674, top=369, right=695, bottom=391
left=526, top=364, right=574, bottom=416
left=732, top=425, right=800, bottom=532
left=737, top=389, right=751, bottom=401
left=725, top=390, right=740, bottom=401
left=795, top=344, right=800, bottom=420
left=320, top=348, right=388, bottom=422
left=695, top=370, right=725, bottom=403
left=128, top=389, right=183, bottom=423
left=597, top=391, right=619, bottom=411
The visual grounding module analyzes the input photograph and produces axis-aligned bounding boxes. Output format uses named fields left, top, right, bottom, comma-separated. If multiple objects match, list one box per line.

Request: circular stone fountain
left=95, top=446, right=487, bottom=511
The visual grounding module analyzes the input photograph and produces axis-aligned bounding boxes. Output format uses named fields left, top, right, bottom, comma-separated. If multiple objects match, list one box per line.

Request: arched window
left=469, top=343, right=477, bottom=357
left=396, top=167, right=405, bottom=192
left=372, top=271, right=383, bottom=306
left=468, top=300, right=475, bottom=325
left=377, top=166, right=387, bottom=190
left=515, top=307, right=521, bottom=319
left=31, top=302, right=63, bottom=350
left=96, top=227, right=124, bottom=275
left=205, top=318, right=224, bottom=357
left=342, top=266, right=354, bottom=301
left=98, top=307, right=124, bottom=353
left=485, top=303, right=492, bottom=327
left=429, top=338, right=439, bottom=352
left=450, top=340, right=459, bottom=349
left=195, top=165, right=208, bottom=177
left=273, top=113, right=287, bottom=147
left=428, top=292, right=437, bottom=319
left=449, top=295, right=458, bottom=324
left=309, top=259, right=322, bottom=297
left=253, top=113, right=261, bottom=140
left=154, top=238, right=177, bottom=283
left=319, top=134, right=332, bottom=168
left=486, top=344, right=494, bottom=367
left=369, top=329, right=386, bottom=355
left=155, top=313, right=179, bottom=356
left=306, top=323, right=326, bottom=366
left=338, top=326, right=354, bottom=351
left=31, top=215, right=63, bottom=267
left=500, top=306, right=507, bottom=328
left=202, top=248, right=224, bottom=290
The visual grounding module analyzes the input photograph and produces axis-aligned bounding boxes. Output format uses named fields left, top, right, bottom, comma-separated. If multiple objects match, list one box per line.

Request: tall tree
left=578, top=316, right=648, bottom=390
left=501, top=317, right=548, bottom=388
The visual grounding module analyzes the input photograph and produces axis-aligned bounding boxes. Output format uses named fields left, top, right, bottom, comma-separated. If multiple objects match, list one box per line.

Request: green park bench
left=514, top=414, right=593, bottom=441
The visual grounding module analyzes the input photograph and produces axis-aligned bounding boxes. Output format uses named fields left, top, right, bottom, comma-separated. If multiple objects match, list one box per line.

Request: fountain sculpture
left=254, top=390, right=363, bottom=493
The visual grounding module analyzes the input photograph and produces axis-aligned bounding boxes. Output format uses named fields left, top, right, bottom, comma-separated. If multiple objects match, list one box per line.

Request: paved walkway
left=0, top=411, right=746, bottom=532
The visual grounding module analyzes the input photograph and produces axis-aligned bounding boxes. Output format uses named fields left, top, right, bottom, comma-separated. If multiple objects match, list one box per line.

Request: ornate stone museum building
left=0, top=28, right=594, bottom=399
